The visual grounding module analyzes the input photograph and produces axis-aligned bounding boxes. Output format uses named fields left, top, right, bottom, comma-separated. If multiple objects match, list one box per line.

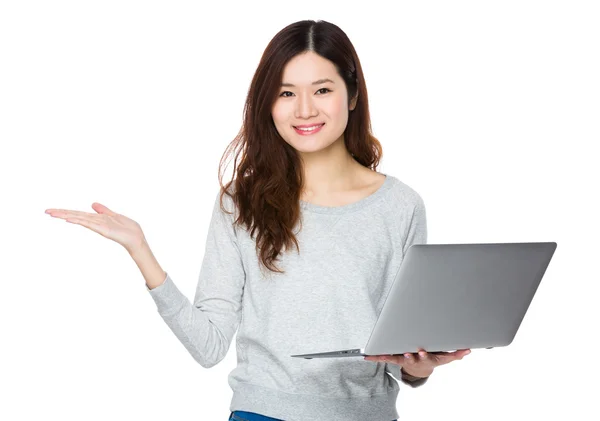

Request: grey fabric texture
left=147, top=173, right=428, bottom=421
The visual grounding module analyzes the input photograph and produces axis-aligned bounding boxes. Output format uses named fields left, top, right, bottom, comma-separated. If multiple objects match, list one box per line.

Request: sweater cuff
left=145, top=271, right=168, bottom=290
left=146, top=272, right=189, bottom=317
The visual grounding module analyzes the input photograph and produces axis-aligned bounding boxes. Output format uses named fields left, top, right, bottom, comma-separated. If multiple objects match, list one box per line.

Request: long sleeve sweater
left=146, top=173, right=428, bottom=421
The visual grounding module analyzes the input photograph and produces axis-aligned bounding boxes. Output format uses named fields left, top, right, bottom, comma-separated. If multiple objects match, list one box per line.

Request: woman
left=46, top=19, right=470, bottom=421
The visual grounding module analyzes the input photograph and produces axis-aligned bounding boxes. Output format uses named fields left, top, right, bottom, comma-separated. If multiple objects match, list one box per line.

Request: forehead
left=281, top=51, right=340, bottom=85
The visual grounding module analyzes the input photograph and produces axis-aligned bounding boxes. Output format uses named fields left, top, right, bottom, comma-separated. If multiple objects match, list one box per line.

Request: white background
left=1, top=1, right=598, bottom=420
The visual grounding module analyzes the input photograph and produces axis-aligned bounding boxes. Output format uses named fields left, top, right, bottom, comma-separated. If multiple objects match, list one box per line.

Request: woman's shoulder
left=385, top=174, right=425, bottom=207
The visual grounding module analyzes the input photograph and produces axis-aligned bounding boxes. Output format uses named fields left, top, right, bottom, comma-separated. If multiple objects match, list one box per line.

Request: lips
left=293, top=123, right=325, bottom=135
left=293, top=123, right=325, bottom=129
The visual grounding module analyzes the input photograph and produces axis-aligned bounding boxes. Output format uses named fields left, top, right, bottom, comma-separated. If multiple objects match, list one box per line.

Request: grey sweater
left=147, top=173, right=428, bottom=421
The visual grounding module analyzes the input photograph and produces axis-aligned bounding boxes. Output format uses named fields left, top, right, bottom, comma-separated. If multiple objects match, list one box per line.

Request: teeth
left=296, top=124, right=323, bottom=131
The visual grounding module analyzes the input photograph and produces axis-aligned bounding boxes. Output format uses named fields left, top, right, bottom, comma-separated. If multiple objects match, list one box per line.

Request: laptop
left=290, top=242, right=557, bottom=359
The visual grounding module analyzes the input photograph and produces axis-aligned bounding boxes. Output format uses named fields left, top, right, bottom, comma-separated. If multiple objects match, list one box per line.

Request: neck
left=299, top=137, right=363, bottom=197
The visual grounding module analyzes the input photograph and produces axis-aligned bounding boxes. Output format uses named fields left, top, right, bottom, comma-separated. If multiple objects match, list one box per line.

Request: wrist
left=127, top=237, right=149, bottom=257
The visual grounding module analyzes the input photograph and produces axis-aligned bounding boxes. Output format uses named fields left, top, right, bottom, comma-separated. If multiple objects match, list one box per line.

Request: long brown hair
left=218, top=19, right=383, bottom=275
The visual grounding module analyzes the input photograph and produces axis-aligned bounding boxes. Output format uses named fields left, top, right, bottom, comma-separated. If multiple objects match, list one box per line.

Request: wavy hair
left=217, top=19, right=383, bottom=275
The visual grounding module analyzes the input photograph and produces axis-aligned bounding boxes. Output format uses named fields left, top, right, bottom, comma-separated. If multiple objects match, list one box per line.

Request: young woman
left=46, top=19, right=469, bottom=421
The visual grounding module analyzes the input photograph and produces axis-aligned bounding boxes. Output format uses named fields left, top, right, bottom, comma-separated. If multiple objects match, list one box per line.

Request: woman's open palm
left=45, top=202, right=146, bottom=253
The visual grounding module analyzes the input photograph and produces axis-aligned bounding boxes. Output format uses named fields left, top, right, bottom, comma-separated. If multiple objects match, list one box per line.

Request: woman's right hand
left=45, top=202, right=147, bottom=254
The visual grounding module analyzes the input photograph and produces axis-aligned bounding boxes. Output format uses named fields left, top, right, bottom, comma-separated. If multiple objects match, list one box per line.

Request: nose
left=294, top=92, right=318, bottom=119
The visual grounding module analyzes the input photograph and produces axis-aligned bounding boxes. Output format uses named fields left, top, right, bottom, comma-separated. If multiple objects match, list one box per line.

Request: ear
left=349, top=93, right=358, bottom=111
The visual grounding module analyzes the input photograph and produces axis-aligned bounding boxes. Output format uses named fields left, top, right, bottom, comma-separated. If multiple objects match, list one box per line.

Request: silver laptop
left=291, top=242, right=557, bottom=359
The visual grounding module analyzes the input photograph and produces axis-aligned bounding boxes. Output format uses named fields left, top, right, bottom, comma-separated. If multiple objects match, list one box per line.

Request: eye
left=279, top=88, right=332, bottom=97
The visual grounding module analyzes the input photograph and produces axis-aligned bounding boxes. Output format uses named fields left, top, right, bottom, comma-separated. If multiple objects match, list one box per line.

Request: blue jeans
left=229, top=410, right=397, bottom=421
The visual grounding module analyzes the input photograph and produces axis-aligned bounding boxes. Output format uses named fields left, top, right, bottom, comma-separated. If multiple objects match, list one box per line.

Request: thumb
left=91, top=202, right=117, bottom=216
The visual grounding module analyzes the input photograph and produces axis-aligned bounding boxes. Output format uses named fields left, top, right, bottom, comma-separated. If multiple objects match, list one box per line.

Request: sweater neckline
left=299, top=173, right=392, bottom=214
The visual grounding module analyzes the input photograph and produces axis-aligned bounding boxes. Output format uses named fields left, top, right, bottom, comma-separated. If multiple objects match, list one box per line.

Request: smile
left=293, top=123, right=325, bottom=135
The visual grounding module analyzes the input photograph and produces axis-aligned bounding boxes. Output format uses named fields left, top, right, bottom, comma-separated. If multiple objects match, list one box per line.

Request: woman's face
left=271, top=51, right=356, bottom=155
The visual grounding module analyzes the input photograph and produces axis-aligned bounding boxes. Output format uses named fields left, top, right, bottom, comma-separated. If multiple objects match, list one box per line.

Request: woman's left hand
left=364, top=348, right=471, bottom=378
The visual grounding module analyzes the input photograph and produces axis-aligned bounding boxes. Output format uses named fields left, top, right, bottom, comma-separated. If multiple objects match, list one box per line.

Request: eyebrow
left=281, top=78, right=335, bottom=87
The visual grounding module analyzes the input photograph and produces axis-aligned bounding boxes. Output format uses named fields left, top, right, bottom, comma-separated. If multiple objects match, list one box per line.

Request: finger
left=406, top=348, right=428, bottom=363
left=458, top=349, right=471, bottom=357
left=429, top=348, right=471, bottom=357
left=428, top=350, right=469, bottom=365
left=46, top=204, right=116, bottom=218
left=64, top=215, right=91, bottom=226
left=442, top=349, right=471, bottom=358
left=92, top=202, right=117, bottom=216
left=47, top=209, right=95, bottom=219
left=54, top=213, right=102, bottom=225
left=403, top=352, right=418, bottom=365
left=65, top=216, right=105, bottom=236
left=418, top=348, right=450, bottom=366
